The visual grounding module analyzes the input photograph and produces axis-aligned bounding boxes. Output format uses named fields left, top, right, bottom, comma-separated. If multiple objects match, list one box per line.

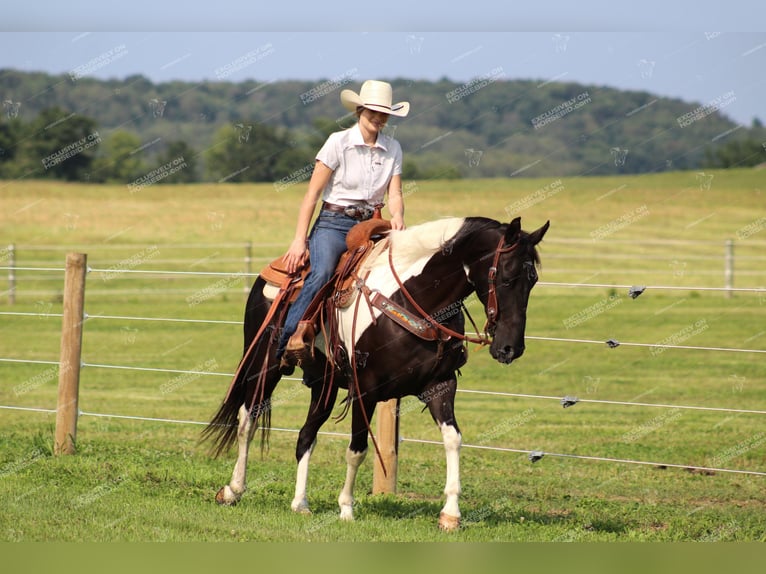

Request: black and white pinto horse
left=203, top=216, right=549, bottom=530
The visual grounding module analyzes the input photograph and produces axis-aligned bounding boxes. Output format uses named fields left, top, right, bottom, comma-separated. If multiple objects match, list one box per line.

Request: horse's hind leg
left=423, top=378, right=462, bottom=531
left=291, top=377, right=339, bottom=514
left=338, top=444, right=367, bottom=521
left=216, top=404, right=258, bottom=505
left=337, top=397, right=373, bottom=521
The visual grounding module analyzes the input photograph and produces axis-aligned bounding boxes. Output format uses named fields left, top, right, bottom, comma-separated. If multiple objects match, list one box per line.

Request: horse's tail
left=201, top=376, right=250, bottom=458
left=201, top=370, right=275, bottom=458
left=200, top=277, right=282, bottom=458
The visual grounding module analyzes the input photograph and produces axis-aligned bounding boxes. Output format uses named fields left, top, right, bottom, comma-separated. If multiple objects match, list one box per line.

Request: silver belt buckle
left=344, top=204, right=373, bottom=220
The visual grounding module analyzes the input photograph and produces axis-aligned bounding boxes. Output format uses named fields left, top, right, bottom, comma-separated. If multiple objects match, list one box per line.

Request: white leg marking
left=291, top=441, right=315, bottom=514
left=338, top=447, right=367, bottom=521
left=218, top=404, right=255, bottom=505
left=439, top=423, right=462, bottom=530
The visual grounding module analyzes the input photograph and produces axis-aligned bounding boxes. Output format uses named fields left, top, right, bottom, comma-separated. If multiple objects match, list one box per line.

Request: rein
left=223, top=273, right=299, bottom=411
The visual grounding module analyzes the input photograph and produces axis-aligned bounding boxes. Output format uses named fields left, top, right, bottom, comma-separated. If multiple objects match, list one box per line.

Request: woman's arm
left=387, top=173, right=405, bottom=230
left=283, top=160, right=334, bottom=273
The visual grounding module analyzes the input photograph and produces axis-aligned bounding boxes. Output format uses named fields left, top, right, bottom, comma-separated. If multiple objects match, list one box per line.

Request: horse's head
left=480, top=217, right=549, bottom=364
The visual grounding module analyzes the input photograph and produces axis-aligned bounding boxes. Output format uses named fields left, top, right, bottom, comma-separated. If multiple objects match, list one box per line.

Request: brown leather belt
left=322, top=201, right=375, bottom=221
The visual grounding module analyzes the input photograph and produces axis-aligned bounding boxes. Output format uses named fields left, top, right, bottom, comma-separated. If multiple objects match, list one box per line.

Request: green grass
left=1, top=169, right=765, bottom=541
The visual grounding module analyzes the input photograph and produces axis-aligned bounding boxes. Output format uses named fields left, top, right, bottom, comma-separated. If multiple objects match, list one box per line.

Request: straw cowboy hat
left=340, top=80, right=410, bottom=117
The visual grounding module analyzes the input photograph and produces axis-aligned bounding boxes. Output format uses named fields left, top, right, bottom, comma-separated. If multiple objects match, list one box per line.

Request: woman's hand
left=390, top=212, right=405, bottom=231
left=284, top=238, right=308, bottom=274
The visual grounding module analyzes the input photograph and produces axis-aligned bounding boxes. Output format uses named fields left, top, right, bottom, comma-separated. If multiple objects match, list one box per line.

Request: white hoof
left=339, top=505, right=354, bottom=521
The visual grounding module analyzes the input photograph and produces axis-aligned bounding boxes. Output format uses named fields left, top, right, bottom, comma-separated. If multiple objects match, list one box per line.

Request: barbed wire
left=3, top=308, right=765, bottom=355
left=2, top=354, right=763, bottom=418
left=539, top=281, right=766, bottom=293
left=523, top=335, right=766, bottom=354
left=3, top=260, right=765, bottom=482
left=6, top=268, right=766, bottom=281
left=402, top=438, right=766, bottom=477
left=457, top=390, right=766, bottom=416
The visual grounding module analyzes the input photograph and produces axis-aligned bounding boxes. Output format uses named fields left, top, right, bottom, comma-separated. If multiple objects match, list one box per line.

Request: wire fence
left=4, top=237, right=766, bottom=300
left=2, top=241, right=766, bottom=479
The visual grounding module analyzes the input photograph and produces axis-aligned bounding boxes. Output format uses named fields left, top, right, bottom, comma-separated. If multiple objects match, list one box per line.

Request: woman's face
left=359, top=108, right=389, bottom=133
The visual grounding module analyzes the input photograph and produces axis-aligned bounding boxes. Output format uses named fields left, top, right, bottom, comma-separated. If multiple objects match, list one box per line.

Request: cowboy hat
left=340, top=80, right=410, bottom=117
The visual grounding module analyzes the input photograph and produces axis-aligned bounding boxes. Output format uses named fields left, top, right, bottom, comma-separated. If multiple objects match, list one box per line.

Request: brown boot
left=278, top=356, right=295, bottom=376
left=283, top=321, right=316, bottom=368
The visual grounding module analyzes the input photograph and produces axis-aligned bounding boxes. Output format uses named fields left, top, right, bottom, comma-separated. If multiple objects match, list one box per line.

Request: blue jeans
left=277, top=210, right=359, bottom=357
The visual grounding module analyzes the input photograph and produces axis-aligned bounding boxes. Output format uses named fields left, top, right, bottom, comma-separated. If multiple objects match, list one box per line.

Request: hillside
left=1, top=69, right=764, bottom=182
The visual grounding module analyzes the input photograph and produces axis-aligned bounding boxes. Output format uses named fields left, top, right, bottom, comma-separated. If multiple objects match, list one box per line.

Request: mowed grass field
left=1, top=169, right=765, bottom=542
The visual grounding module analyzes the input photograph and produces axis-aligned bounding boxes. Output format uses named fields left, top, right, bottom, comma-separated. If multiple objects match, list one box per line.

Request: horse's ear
left=505, top=217, right=521, bottom=245
left=528, top=220, right=550, bottom=246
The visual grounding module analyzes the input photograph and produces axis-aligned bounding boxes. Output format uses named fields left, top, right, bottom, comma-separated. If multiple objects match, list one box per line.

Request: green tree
left=705, top=138, right=766, bottom=168
left=92, top=130, right=145, bottom=183
left=205, top=122, right=297, bottom=183
left=153, top=140, right=198, bottom=183
left=26, top=107, right=101, bottom=181
left=0, top=117, right=25, bottom=179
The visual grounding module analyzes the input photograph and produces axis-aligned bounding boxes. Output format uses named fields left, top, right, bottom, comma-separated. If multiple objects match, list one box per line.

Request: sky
left=1, top=1, right=765, bottom=126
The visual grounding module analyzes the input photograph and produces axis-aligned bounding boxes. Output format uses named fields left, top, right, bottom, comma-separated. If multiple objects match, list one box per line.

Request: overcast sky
left=2, top=2, right=765, bottom=125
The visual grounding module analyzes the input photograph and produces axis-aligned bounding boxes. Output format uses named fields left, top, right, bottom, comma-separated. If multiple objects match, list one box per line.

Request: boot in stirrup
left=282, top=321, right=316, bottom=369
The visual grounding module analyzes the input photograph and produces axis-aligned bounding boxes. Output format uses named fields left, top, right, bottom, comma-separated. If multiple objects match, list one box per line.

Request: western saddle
left=259, top=218, right=393, bottom=367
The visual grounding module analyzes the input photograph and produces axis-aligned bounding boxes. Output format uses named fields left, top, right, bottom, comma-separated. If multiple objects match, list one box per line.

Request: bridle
left=389, top=234, right=519, bottom=346
left=484, top=236, right=520, bottom=338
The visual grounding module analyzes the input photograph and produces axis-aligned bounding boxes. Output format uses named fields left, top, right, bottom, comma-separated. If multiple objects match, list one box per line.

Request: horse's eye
left=524, top=261, right=538, bottom=283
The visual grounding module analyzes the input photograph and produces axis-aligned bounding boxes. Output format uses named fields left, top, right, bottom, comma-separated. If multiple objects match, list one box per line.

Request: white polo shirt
left=316, top=123, right=403, bottom=207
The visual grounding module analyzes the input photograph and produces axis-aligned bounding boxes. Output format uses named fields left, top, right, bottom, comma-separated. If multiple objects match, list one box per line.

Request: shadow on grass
left=357, top=494, right=442, bottom=521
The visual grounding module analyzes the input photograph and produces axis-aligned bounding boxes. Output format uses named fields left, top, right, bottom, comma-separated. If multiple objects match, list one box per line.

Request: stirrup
left=284, top=321, right=316, bottom=367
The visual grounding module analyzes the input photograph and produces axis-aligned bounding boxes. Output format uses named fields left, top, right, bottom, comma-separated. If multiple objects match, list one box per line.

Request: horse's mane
left=460, top=216, right=544, bottom=263
left=371, top=217, right=466, bottom=273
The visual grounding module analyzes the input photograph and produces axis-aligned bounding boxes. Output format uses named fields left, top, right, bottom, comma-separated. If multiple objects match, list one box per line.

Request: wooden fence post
left=54, top=253, right=87, bottom=455
left=372, top=398, right=400, bottom=494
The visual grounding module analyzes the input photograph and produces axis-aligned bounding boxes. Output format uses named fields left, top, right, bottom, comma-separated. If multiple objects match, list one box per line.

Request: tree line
left=1, top=69, right=764, bottom=185
left=0, top=105, right=320, bottom=184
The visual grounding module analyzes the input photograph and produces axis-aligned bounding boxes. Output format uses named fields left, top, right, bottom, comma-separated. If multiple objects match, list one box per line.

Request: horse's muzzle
left=491, top=344, right=525, bottom=364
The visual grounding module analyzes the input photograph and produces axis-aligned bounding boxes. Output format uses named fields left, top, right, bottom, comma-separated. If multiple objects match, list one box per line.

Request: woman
left=277, top=80, right=410, bottom=370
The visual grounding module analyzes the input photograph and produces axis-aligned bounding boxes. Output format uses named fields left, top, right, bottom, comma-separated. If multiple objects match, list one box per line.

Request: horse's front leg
left=438, top=421, right=462, bottom=531
left=424, top=378, right=462, bottom=531
left=216, top=404, right=257, bottom=505
left=337, top=398, right=372, bottom=521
